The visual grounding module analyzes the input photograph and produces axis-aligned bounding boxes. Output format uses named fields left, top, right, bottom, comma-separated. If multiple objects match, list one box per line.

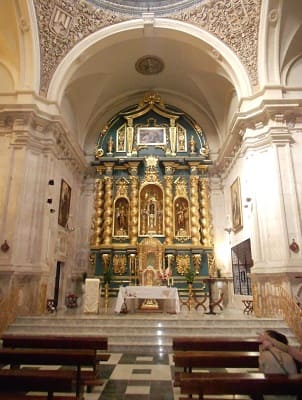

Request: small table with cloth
left=115, top=286, right=180, bottom=314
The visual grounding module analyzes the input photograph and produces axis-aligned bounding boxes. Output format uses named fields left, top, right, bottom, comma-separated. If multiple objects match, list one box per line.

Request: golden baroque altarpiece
left=89, top=93, right=215, bottom=291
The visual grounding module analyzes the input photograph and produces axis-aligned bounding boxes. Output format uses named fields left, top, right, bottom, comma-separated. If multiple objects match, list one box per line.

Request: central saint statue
left=140, top=184, right=163, bottom=235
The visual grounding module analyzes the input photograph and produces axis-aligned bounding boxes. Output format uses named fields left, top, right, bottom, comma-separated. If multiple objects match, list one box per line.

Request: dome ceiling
left=61, top=26, right=237, bottom=155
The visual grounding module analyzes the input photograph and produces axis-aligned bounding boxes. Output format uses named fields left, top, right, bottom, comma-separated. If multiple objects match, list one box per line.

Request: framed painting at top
left=58, top=179, right=71, bottom=228
left=137, top=127, right=166, bottom=145
left=231, top=177, right=243, bottom=232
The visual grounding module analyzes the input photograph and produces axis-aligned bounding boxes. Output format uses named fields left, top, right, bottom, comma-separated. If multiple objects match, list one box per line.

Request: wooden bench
left=178, top=371, right=302, bottom=399
left=173, top=350, right=259, bottom=386
left=0, top=369, right=77, bottom=400
left=0, top=348, right=97, bottom=399
left=173, top=336, right=260, bottom=351
left=1, top=334, right=110, bottom=389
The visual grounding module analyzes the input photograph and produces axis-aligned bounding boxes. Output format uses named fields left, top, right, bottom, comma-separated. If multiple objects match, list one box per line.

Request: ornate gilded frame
left=137, top=127, right=166, bottom=145
left=231, top=177, right=243, bottom=232
left=58, top=179, right=71, bottom=228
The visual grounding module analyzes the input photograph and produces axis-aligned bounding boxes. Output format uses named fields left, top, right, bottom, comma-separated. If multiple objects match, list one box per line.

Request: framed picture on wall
left=58, top=179, right=71, bottom=228
left=231, top=177, right=243, bottom=232
left=137, top=127, right=166, bottom=145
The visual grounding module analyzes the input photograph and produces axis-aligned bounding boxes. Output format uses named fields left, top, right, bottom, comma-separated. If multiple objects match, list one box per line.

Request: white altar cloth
left=115, top=286, right=180, bottom=314
left=83, top=278, right=101, bottom=314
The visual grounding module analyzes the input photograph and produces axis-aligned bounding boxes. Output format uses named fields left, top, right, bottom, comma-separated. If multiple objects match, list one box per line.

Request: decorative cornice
left=35, top=0, right=260, bottom=96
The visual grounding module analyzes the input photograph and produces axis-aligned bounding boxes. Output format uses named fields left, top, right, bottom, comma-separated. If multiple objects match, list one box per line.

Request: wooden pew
left=0, top=348, right=97, bottom=399
left=174, top=350, right=259, bottom=371
left=1, top=334, right=110, bottom=389
left=178, top=371, right=302, bottom=399
left=173, top=336, right=260, bottom=352
left=173, top=350, right=259, bottom=386
left=0, top=368, right=77, bottom=400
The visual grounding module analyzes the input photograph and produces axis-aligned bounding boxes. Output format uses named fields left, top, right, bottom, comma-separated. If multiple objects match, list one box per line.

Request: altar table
left=115, top=286, right=180, bottom=314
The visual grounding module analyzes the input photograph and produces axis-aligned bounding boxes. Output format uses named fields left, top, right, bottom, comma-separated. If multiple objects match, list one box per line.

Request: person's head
left=265, top=329, right=288, bottom=345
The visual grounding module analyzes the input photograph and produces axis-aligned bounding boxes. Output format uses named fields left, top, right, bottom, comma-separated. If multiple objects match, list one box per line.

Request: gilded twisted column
left=164, top=175, right=174, bottom=244
left=102, top=176, right=113, bottom=244
left=199, top=177, right=213, bottom=247
left=129, top=174, right=139, bottom=245
left=90, top=178, right=103, bottom=247
left=190, top=175, right=200, bottom=245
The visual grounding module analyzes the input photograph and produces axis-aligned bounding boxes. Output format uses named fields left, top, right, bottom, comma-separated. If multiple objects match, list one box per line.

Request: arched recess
left=47, top=18, right=253, bottom=151
left=48, top=19, right=252, bottom=101
left=257, top=0, right=282, bottom=86
left=0, top=0, right=40, bottom=93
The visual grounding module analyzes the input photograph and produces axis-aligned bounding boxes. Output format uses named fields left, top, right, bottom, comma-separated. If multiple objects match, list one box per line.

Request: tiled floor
left=85, top=352, right=175, bottom=400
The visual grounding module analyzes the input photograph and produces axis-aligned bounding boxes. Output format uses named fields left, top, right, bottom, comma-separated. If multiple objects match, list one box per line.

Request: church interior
left=0, top=0, right=302, bottom=398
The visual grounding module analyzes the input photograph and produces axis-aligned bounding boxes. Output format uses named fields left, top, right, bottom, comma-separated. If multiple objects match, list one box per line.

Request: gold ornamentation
left=174, top=177, right=188, bottom=197
left=95, top=148, right=104, bottom=159
left=116, top=177, right=129, bottom=198
left=174, top=197, right=190, bottom=239
left=113, top=254, right=127, bottom=275
left=103, top=176, right=113, bottom=244
left=200, top=177, right=213, bottom=247
left=176, top=254, right=190, bottom=275
left=139, top=184, right=164, bottom=236
left=177, top=124, right=187, bottom=152
left=90, top=179, right=103, bottom=247
left=164, top=175, right=173, bottom=245
left=89, top=253, right=96, bottom=265
left=192, top=254, right=201, bottom=275
left=207, top=252, right=216, bottom=277
left=126, top=122, right=134, bottom=155
left=129, top=175, right=139, bottom=245
left=102, top=253, right=111, bottom=272
left=190, top=175, right=200, bottom=245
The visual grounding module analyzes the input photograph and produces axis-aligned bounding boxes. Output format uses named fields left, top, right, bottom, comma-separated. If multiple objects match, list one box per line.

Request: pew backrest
left=173, top=337, right=260, bottom=351
left=1, top=334, right=108, bottom=350
left=179, top=372, right=302, bottom=398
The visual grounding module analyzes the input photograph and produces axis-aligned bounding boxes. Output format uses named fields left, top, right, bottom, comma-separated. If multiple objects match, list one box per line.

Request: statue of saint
left=175, top=200, right=189, bottom=235
left=189, top=135, right=196, bottom=153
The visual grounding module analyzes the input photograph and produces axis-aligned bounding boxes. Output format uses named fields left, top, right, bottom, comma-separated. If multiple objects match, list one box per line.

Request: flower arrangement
left=184, top=267, right=195, bottom=284
left=65, top=293, right=78, bottom=308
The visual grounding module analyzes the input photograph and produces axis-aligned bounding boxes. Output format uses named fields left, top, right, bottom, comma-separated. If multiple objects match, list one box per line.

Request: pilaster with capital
left=242, top=115, right=302, bottom=270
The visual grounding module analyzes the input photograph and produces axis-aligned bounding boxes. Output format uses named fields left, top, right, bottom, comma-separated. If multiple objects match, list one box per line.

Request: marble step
left=4, top=314, right=296, bottom=353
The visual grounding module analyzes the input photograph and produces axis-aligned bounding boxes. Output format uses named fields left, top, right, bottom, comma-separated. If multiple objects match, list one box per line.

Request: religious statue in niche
left=116, top=125, right=126, bottom=152
left=139, top=185, right=163, bottom=235
left=174, top=197, right=190, bottom=237
left=114, top=198, right=129, bottom=236
left=177, top=125, right=187, bottom=152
